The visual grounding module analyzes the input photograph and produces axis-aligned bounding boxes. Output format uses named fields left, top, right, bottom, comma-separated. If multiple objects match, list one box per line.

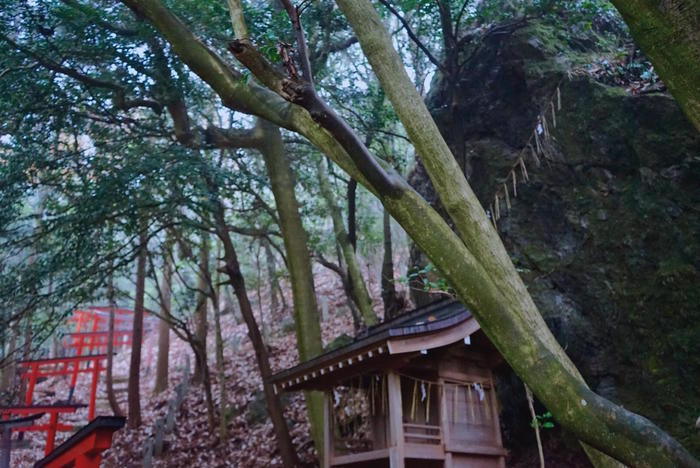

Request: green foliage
left=531, top=411, right=555, bottom=429
left=399, top=263, right=453, bottom=294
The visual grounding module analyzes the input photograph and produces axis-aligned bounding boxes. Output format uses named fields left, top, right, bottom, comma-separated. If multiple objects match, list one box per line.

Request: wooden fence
left=142, top=357, right=190, bottom=467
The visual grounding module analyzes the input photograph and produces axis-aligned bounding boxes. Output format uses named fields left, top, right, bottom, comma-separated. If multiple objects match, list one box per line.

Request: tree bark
left=212, top=194, right=300, bottom=468
left=0, top=326, right=17, bottom=392
left=332, top=1, right=699, bottom=466
left=106, top=271, right=123, bottom=416
left=381, top=208, right=400, bottom=319
left=317, top=157, right=377, bottom=326
left=263, top=238, right=282, bottom=314
left=256, top=119, right=325, bottom=452
left=128, top=219, right=147, bottom=429
left=193, top=233, right=209, bottom=385
left=115, top=1, right=699, bottom=465
left=212, top=241, right=228, bottom=441
left=347, top=179, right=357, bottom=250
left=153, top=234, right=173, bottom=394
left=610, top=0, right=700, bottom=130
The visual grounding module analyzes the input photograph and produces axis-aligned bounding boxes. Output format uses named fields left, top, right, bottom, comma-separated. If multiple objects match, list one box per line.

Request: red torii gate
left=63, top=331, right=133, bottom=355
left=68, top=309, right=133, bottom=334
left=0, top=404, right=85, bottom=455
left=33, top=416, right=125, bottom=468
left=19, top=355, right=107, bottom=421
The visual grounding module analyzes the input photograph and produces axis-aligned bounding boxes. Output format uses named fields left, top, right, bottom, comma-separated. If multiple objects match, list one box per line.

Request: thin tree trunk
left=106, top=271, right=123, bottom=416
left=128, top=220, right=148, bottom=429
left=212, top=195, right=299, bottom=468
left=0, top=327, right=17, bottom=392
left=193, top=233, right=209, bottom=384
left=381, top=208, right=400, bottom=319
left=115, top=2, right=698, bottom=465
left=317, top=157, right=377, bottom=326
left=212, top=241, right=228, bottom=441
left=257, top=119, right=325, bottom=452
left=255, top=244, right=268, bottom=343
left=263, top=238, right=282, bottom=314
left=347, top=178, right=357, bottom=250
left=153, top=235, right=173, bottom=394
left=201, top=344, right=216, bottom=431
left=333, top=2, right=699, bottom=465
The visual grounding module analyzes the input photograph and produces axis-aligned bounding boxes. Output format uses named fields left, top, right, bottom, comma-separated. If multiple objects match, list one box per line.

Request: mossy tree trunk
left=316, top=157, right=377, bottom=326
left=610, top=0, right=700, bottom=130
left=333, top=1, right=698, bottom=466
left=257, top=119, right=325, bottom=453
left=116, top=1, right=698, bottom=465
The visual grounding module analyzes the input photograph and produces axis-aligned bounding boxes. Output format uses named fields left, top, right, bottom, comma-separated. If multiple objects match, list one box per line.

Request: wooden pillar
left=387, top=371, right=404, bottom=468
left=488, top=374, right=506, bottom=468
left=46, top=412, right=58, bottom=455
left=323, top=392, right=332, bottom=468
left=25, top=363, right=38, bottom=405
left=88, top=357, right=100, bottom=420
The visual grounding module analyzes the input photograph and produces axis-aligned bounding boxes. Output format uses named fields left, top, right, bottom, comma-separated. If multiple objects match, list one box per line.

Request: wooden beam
left=387, top=372, right=405, bottom=468
left=323, top=392, right=331, bottom=468
left=331, top=448, right=390, bottom=465
left=387, top=317, right=480, bottom=355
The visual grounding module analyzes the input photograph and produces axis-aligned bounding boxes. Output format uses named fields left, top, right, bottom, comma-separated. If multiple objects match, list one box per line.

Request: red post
left=88, top=358, right=99, bottom=421
left=89, top=318, right=99, bottom=355
left=46, top=412, right=58, bottom=455
left=25, top=363, right=38, bottom=405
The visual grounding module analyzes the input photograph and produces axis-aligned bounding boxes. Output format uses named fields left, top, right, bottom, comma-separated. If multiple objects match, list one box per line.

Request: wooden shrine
left=270, top=299, right=507, bottom=468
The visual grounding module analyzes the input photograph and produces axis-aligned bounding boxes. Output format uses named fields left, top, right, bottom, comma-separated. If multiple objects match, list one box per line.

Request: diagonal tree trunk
left=114, top=1, right=699, bottom=465
left=211, top=186, right=299, bottom=468
left=609, top=0, right=699, bottom=130
left=332, top=1, right=699, bottom=465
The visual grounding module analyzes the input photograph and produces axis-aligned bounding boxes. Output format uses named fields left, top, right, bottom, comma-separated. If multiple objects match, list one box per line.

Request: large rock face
left=411, top=20, right=700, bottom=461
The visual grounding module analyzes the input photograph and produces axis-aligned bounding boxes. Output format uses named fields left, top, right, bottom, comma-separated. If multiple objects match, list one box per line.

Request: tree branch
left=377, top=0, right=448, bottom=75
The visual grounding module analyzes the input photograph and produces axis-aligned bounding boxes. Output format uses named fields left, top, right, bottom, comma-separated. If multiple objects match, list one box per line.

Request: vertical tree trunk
left=106, top=271, right=123, bottom=416
left=212, top=196, right=300, bottom=468
left=0, top=326, right=17, bottom=392
left=128, top=221, right=148, bottom=429
left=110, top=1, right=700, bottom=464
left=333, top=2, right=699, bottom=465
left=381, top=208, right=400, bottom=319
left=212, top=242, right=228, bottom=441
left=255, top=245, right=268, bottom=343
left=263, top=238, right=282, bottom=314
left=153, top=235, right=173, bottom=394
left=257, top=119, right=325, bottom=452
left=193, top=233, right=209, bottom=384
left=317, top=158, right=377, bottom=326
left=347, top=179, right=357, bottom=250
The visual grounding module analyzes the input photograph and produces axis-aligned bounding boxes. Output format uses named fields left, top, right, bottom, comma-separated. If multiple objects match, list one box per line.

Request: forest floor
left=12, top=268, right=364, bottom=467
